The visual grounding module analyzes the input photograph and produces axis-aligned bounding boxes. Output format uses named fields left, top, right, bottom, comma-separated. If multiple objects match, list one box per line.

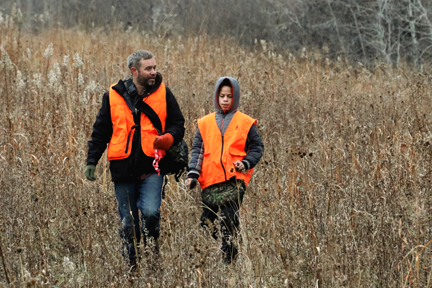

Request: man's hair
left=127, top=50, right=154, bottom=70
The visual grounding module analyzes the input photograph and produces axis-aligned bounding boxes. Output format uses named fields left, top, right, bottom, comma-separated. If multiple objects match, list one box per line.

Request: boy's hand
left=234, top=160, right=245, bottom=171
left=186, top=178, right=197, bottom=189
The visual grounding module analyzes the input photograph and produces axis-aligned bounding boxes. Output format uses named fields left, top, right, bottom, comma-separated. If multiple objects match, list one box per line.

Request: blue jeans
left=114, top=174, right=163, bottom=260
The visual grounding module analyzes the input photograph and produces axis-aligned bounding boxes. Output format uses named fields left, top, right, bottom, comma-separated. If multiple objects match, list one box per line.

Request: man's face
left=134, top=58, right=157, bottom=87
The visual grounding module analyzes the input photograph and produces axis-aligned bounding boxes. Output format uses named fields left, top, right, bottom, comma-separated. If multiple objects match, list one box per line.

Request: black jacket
left=87, top=73, right=185, bottom=181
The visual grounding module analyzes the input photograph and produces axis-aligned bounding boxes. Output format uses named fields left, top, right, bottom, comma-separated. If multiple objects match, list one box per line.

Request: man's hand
left=233, top=160, right=245, bottom=172
left=153, top=133, right=174, bottom=150
left=85, top=164, right=96, bottom=181
left=186, top=178, right=197, bottom=189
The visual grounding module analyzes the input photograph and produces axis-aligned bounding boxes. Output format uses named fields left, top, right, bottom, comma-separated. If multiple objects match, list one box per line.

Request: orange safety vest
left=197, top=111, right=257, bottom=189
left=107, top=83, right=167, bottom=161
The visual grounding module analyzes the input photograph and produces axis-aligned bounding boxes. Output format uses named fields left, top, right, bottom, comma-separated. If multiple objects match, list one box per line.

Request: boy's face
left=219, top=86, right=233, bottom=111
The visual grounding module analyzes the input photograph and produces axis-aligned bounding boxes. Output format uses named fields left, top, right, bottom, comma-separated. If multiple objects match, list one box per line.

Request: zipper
left=130, top=107, right=140, bottom=178
left=220, top=118, right=227, bottom=181
left=125, top=92, right=140, bottom=155
left=125, top=124, right=138, bottom=154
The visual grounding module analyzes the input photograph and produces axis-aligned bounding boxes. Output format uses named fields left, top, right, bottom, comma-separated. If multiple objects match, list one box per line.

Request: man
left=85, top=50, right=185, bottom=268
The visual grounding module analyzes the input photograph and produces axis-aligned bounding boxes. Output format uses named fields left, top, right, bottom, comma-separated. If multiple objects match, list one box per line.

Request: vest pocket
left=202, top=152, right=213, bottom=164
left=229, top=146, right=247, bottom=157
left=110, top=131, right=127, bottom=145
left=141, top=127, right=159, bottom=156
left=110, top=106, right=128, bottom=144
left=228, top=146, right=247, bottom=170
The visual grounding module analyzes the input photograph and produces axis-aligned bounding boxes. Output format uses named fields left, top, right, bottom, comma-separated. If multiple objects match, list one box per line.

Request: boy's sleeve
left=187, top=127, right=204, bottom=179
left=242, top=124, right=264, bottom=170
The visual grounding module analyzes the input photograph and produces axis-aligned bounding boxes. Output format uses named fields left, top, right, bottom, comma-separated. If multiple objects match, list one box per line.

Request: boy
left=187, top=76, right=264, bottom=264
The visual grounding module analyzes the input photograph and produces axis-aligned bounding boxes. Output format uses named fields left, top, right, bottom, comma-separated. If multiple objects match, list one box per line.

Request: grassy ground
left=1, top=14, right=432, bottom=287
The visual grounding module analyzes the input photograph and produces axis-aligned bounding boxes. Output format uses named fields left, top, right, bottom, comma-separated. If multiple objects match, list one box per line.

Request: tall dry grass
left=1, top=12, right=432, bottom=287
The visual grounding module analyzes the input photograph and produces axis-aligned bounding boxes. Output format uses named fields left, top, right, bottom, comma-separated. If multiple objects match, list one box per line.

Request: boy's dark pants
left=200, top=177, right=245, bottom=261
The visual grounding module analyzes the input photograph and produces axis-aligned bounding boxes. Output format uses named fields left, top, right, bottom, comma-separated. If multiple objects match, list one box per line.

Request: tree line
left=2, top=0, right=432, bottom=64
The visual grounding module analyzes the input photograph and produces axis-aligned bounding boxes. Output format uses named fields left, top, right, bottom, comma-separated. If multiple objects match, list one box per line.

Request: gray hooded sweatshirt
left=188, top=76, right=264, bottom=181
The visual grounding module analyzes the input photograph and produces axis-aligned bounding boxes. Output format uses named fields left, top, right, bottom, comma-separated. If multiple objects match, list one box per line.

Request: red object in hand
left=153, top=149, right=164, bottom=175
left=153, top=133, right=174, bottom=150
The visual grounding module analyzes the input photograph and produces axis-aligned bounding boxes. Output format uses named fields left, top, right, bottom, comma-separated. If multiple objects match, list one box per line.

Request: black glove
left=189, top=178, right=197, bottom=189
left=84, top=164, right=96, bottom=181
left=187, top=172, right=199, bottom=189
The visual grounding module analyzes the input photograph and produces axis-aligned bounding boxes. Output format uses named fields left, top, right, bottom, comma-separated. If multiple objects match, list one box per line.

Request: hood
left=214, top=76, right=240, bottom=114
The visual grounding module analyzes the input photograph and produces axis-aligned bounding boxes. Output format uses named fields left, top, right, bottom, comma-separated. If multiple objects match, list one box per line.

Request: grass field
left=1, top=14, right=432, bottom=287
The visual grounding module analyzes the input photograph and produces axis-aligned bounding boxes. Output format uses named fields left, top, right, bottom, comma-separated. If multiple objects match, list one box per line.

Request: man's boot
left=154, top=239, right=160, bottom=257
left=222, top=244, right=238, bottom=265
left=129, top=258, right=138, bottom=272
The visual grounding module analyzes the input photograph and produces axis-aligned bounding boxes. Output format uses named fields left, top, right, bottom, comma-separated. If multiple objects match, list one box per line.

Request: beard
left=137, top=74, right=156, bottom=88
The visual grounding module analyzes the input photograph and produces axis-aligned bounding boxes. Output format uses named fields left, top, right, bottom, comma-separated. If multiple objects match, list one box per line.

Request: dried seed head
left=0, top=46, right=13, bottom=72
left=73, top=53, right=84, bottom=68
left=43, top=43, right=54, bottom=59
left=63, top=54, right=70, bottom=66
left=78, top=71, right=84, bottom=87
left=16, top=70, right=25, bottom=89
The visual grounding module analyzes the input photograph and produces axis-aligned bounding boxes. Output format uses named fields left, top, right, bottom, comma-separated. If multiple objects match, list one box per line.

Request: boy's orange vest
left=197, top=111, right=257, bottom=189
left=107, top=83, right=167, bottom=161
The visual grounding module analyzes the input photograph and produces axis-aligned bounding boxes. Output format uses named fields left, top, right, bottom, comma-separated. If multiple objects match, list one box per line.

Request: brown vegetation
left=2, top=0, right=432, bottom=63
left=1, top=12, right=432, bottom=287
